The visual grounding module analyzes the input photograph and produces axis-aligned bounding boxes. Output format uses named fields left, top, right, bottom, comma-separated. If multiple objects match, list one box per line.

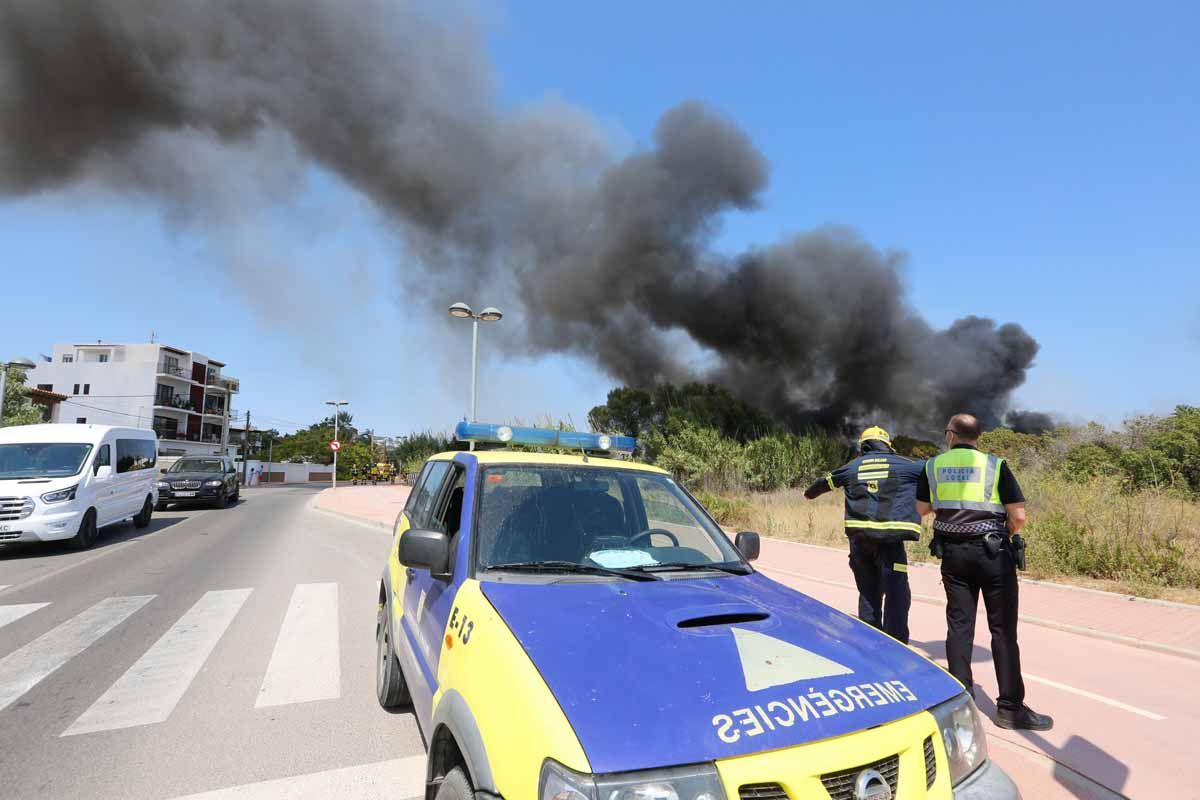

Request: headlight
left=156, top=481, right=170, bottom=489
left=41, top=485, right=78, bottom=504
left=540, top=760, right=725, bottom=800
left=931, top=692, right=988, bottom=785
left=204, top=480, right=224, bottom=487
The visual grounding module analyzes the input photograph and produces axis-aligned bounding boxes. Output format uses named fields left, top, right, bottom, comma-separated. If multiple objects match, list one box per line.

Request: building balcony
left=202, top=407, right=227, bottom=418
left=154, top=397, right=199, bottom=414
left=204, top=375, right=240, bottom=393
left=156, top=363, right=197, bottom=383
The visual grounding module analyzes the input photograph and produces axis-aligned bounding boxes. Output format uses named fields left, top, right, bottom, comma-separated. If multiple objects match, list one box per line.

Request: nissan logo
left=853, top=768, right=892, bottom=800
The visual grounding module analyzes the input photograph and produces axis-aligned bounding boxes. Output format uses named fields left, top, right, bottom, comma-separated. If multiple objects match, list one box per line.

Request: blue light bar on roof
left=454, top=421, right=636, bottom=454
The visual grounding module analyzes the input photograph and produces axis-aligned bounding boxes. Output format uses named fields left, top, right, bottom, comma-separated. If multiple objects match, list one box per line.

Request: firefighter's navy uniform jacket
left=804, top=440, right=924, bottom=643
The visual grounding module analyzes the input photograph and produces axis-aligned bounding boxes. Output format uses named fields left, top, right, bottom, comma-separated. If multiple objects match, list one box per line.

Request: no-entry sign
left=329, top=440, right=341, bottom=452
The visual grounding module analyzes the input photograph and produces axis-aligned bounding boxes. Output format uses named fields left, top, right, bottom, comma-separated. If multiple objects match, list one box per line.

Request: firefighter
left=916, top=413, right=1052, bottom=731
left=804, top=426, right=923, bottom=643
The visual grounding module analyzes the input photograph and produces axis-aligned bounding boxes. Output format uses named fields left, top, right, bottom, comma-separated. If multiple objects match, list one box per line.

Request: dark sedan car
left=156, top=456, right=241, bottom=510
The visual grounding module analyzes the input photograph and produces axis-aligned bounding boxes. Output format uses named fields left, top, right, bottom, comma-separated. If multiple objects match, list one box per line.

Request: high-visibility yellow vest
left=926, top=448, right=1006, bottom=513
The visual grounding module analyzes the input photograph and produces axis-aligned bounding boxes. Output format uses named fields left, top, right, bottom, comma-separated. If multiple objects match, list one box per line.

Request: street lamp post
left=325, top=400, right=348, bottom=489
left=0, top=357, right=37, bottom=427
left=448, top=302, right=503, bottom=423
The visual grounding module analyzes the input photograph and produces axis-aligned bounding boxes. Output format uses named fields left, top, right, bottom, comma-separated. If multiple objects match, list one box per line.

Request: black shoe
left=995, top=705, right=1054, bottom=731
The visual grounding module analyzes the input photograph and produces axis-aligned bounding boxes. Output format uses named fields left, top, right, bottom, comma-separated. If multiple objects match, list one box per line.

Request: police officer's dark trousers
left=941, top=536, right=1025, bottom=711
left=847, top=533, right=911, bottom=644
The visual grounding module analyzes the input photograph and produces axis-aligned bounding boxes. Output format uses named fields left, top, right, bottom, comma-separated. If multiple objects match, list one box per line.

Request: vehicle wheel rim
left=376, top=624, right=388, bottom=694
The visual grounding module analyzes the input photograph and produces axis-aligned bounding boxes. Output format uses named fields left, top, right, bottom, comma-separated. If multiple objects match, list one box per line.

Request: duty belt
left=933, top=519, right=1007, bottom=535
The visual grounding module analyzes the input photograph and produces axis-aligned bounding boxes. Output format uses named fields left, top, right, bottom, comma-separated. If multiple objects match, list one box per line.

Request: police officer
left=804, top=426, right=922, bottom=644
left=915, top=413, right=1053, bottom=731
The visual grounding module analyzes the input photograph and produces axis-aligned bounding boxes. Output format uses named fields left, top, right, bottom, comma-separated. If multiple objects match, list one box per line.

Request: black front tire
left=376, top=602, right=411, bottom=709
left=213, top=489, right=228, bottom=509
left=435, top=767, right=473, bottom=800
left=71, top=510, right=97, bottom=550
left=133, top=497, right=153, bottom=529
left=155, top=502, right=168, bottom=512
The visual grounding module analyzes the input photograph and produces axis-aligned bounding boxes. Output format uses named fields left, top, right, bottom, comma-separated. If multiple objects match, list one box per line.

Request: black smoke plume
left=0, top=0, right=1040, bottom=434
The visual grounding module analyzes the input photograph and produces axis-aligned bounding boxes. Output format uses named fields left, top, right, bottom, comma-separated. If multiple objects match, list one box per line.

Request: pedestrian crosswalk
left=256, top=582, right=340, bottom=708
left=64, top=589, right=253, bottom=736
left=0, top=595, right=154, bottom=713
left=0, top=583, right=353, bottom=738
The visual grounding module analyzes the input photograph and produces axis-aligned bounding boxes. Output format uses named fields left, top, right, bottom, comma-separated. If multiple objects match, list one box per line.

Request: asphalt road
left=0, top=487, right=426, bottom=800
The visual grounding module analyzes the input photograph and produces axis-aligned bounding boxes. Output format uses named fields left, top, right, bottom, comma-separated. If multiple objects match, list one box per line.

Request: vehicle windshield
left=169, top=459, right=224, bottom=473
left=475, top=465, right=744, bottom=576
left=0, top=443, right=94, bottom=479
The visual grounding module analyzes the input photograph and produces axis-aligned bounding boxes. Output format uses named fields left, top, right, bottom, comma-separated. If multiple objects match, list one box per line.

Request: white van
left=0, top=424, right=159, bottom=549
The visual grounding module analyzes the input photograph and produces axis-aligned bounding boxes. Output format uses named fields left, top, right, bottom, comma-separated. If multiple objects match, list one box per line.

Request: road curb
left=986, top=736, right=1129, bottom=800
left=763, top=535, right=1200, bottom=611
left=757, top=563, right=1200, bottom=663
left=308, top=501, right=392, bottom=532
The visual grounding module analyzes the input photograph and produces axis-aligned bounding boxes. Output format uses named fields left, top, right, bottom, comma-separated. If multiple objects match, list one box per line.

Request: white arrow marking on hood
left=731, top=627, right=854, bottom=691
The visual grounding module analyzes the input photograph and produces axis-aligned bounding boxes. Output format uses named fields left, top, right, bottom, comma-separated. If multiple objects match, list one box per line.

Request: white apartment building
left=28, top=343, right=241, bottom=457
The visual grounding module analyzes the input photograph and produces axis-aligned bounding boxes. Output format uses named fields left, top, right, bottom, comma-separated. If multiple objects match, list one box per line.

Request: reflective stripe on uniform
left=857, top=471, right=889, bottom=480
left=826, top=473, right=835, bottom=491
left=892, top=563, right=908, bottom=573
left=843, top=520, right=923, bottom=534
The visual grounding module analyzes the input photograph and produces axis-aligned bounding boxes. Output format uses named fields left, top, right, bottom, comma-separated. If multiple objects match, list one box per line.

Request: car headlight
left=931, top=692, right=988, bottom=785
left=204, top=480, right=224, bottom=487
left=540, top=760, right=726, bottom=800
left=41, top=485, right=78, bottom=504
left=156, top=481, right=170, bottom=489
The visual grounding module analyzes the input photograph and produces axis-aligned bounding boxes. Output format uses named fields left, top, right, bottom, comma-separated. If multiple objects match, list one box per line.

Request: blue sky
left=2, top=2, right=1197, bottom=438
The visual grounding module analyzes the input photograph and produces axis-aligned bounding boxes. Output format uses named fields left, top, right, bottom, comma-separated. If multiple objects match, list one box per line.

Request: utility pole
left=220, top=398, right=231, bottom=456
left=241, top=410, right=251, bottom=487
left=332, top=410, right=339, bottom=489
left=325, top=400, right=347, bottom=489
left=266, top=435, right=274, bottom=485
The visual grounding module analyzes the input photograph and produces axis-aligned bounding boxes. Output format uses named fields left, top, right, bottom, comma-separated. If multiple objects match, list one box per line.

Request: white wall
left=235, top=459, right=333, bottom=484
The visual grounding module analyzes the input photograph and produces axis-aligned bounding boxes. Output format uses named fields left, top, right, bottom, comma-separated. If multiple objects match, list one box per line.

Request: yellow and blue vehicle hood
left=481, top=572, right=961, bottom=773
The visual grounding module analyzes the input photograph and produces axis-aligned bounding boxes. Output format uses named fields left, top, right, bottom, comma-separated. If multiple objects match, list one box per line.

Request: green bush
left=1063, top=442, right=1122, bottom=481
left=694, top=490, right=751, bottom=527
left=644, top=419, right=747, bottom=491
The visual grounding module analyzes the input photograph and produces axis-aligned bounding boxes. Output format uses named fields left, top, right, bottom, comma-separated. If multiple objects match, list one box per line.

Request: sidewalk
left=314, top=484, right=411, bottom=529
left=756, top=537, right=1200, bottom=661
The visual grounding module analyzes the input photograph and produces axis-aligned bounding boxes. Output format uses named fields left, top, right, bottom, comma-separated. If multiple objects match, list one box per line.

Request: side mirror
left=399, top=528, right=451, bottom=580
left=160, top=468, right=168, bottom=475
left=735, top=531, right=761, bottom=562
left=94, top=465, right=113, bottom=480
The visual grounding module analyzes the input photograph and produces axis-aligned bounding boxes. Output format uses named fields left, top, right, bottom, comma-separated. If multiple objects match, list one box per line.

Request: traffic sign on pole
left=330, top=440, right=341, bottom=452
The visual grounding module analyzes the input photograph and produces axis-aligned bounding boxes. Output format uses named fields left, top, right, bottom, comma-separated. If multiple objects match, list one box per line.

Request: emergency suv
left=377, top=423, right=1019, bottom=800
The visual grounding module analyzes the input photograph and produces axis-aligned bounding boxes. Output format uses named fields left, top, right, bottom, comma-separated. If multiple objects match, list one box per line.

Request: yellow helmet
left=859, top=426, right=891, bottom=445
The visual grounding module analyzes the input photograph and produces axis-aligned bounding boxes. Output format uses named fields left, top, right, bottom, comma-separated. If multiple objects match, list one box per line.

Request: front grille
left=820, top=754, right=899, bottom=800
left=0, top=496, right=34, bottom=521
left=924, top=736, right=937, bottom=788
left=171, top=480, right=202, bottom=490
left=738, top=783, right=788, bottom=800
left=0, top=530, right=23, bottom=541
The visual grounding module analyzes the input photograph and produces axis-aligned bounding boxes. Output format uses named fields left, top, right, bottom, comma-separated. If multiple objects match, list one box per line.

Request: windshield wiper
left=627, top=562, right=752, bottom=575
left=485, top=560, right=660, bottom=582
